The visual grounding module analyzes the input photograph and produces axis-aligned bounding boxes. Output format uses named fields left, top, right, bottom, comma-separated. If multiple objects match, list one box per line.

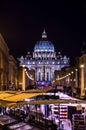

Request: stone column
left=43, top=66, right=45, bottom=81
left=40, top=68, right=42, bottom=81
left=80, top=64, right=85, bottom=96
left=48, top=71, right=50, bottom=81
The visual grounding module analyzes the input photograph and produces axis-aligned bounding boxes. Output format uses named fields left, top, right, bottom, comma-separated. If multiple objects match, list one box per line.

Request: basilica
left=19, top=30, right=70, bottom=86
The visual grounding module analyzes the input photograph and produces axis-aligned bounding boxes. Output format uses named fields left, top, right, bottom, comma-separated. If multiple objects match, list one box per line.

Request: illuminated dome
left=34, top=30, right=55, bottom=52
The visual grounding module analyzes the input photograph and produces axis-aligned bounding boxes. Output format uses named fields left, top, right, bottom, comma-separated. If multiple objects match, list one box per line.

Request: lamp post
left=80, top=64, right=85, bottom=97
left=75, top=69, right=78, bottom=88
left=22, top=65, right=26, bottom=91
left=71, top=71, right=74, bottom=87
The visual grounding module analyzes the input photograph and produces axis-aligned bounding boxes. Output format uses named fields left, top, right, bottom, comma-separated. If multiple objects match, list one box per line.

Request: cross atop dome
left=42, top=29, right=47, bottom=38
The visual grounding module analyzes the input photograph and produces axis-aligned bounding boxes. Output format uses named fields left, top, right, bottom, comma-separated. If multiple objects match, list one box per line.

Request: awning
left=26, top=99, right=80, bottom=105
left=0, top=89, right=85, bottom=108
left=2, top=93, right=43, bottom=102
left=0, top=89, right=50, bottom=107
left=0, top=92, right=15, bottom=100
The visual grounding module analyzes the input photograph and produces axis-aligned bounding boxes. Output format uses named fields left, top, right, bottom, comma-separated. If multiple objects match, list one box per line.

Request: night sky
left=0, top=0, right=86, bottom=64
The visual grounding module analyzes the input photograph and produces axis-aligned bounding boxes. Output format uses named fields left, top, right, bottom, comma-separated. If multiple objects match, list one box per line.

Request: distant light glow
left=22, top=65, right=25, bottom=67
left=80, top=64, right=84, bottom=68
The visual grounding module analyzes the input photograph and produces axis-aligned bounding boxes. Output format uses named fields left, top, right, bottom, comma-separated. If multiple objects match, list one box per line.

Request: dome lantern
left=42, top=29, right=47, bottom=39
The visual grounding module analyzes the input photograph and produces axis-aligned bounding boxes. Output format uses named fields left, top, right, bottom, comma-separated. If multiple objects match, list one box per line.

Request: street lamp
left=22, top=65, right=26, bottom=91
left=80, top=64, right=85, bottom=97
left=75, top=69, right=78, bottom=88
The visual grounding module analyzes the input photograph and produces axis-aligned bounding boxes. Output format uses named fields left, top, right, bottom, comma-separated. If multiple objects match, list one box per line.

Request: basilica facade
left=19, top=30, right=70, bottom=87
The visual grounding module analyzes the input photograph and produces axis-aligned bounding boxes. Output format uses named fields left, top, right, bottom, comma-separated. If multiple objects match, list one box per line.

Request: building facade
left=0, top=34, right=9, bottom=90
left=0, top=33, right=18, bottom=90
left=8, top=55, right=18, bottom=89
left=19, top=30, right=70, bottom=88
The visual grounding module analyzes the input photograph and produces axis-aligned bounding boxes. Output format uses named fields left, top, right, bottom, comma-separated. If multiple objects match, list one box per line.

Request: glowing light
left=52, top=62, right=55, bottom=64
left=22, top=65, right=25, bottom=67
left=25, top=70, right=34, bottom=80
left=68, top=73, right=71, bottom=75
left=75, top=69, right=78, bottom=71
left=56, top=70, right=75, bottom=81
left=80, top=64, right=84, bottom=68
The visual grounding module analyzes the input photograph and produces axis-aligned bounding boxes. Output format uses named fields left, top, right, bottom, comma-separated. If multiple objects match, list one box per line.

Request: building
left=0, top=33, right=18, bottom=90
left=0, top=34, right=9, bottom=90
left=8, top=55, right=18, bottom=89
left=19, top=30, right=70, bottom=90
